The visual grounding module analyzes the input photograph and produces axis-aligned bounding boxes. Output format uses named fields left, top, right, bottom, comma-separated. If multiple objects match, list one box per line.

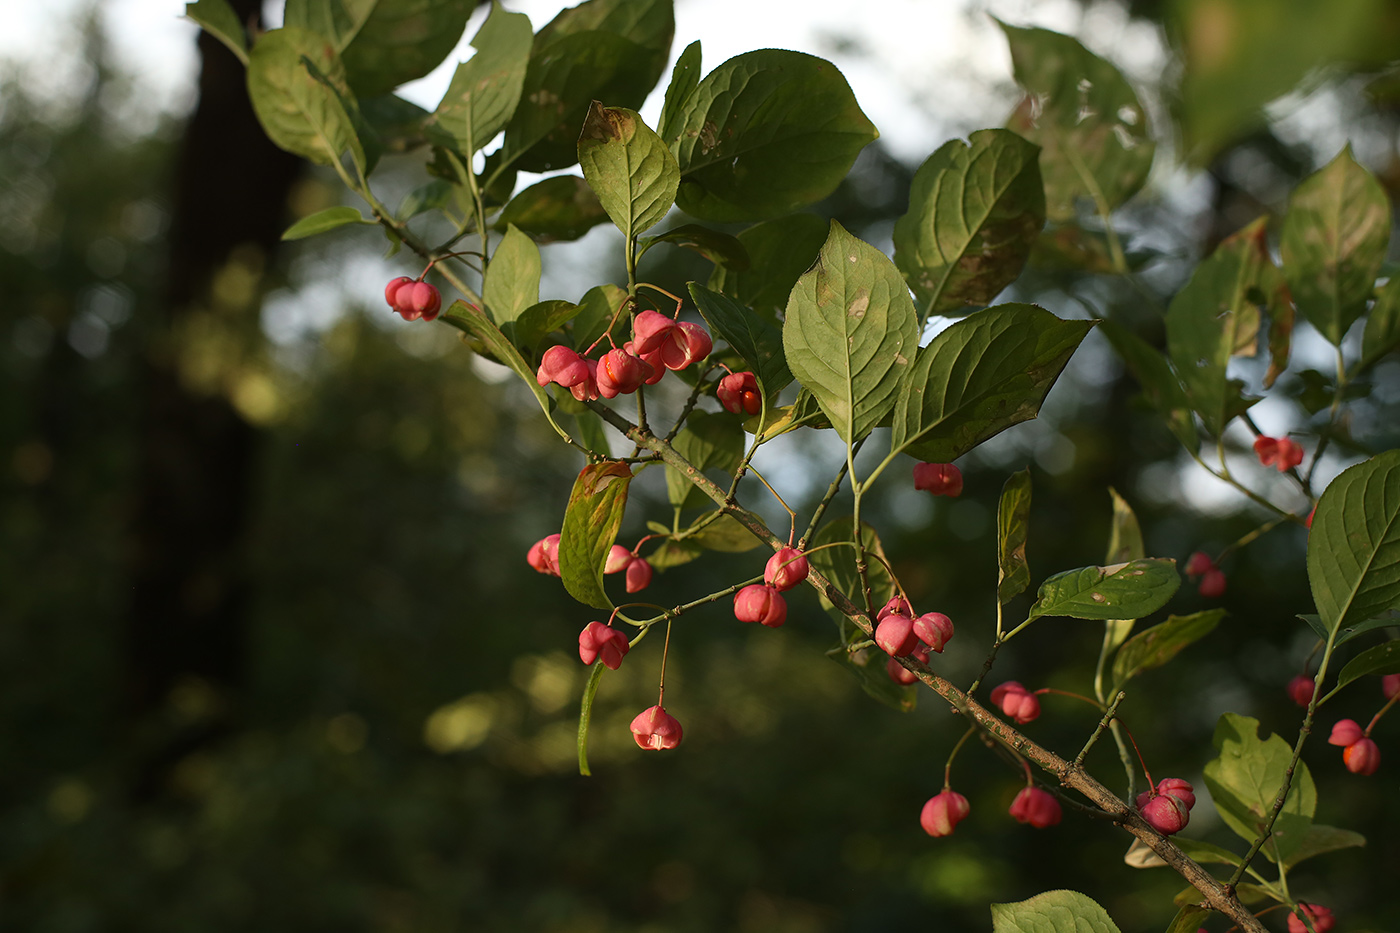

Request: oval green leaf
left=1110, top=609, right=1223, bottom=693
left=1202, top=713, right=1316, bottom=863
left=893, top=128, right=1045, bottom=320
left=1335, top=639, right=1400, bottom=690
left=1307, top=449, right=1400, bottom=637
left=483, top=224, right=541, bottom=326
left=1028, top=558, right=1180, bottom=622
left=430, top=1, right=532, bottom=157
left=688, top=284, right=790, bottom=398
left=639, top=224, right=748, bottom=270
left=558, top=461, right=634, bottom=611
left=496, top=176, right=609, bottom=243
left=707, top=212, right=828, bottom=314
left=578, top=102, right=679, bottom=240
left=1099, top=320, right=1199, bottom=453
left=991, top=890, right=1122, bottom=933
left=185, top=0, right=248, bottom=63
left=783, top=221, right=919, bottom=445
left=247, top=28, right=366, bottom=170
left=666, top=411, right=744, bottom=511
left=280, top=205, right=369, bottom=240
left=339, top=0, right=475, bottom=98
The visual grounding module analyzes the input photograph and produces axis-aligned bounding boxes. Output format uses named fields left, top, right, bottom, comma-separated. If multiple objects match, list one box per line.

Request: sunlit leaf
left=1102, top=488, right=1146, bottom=657
left=1028, top=559, right=1179, bottom=622
left=280, top=205, right=369, bottom=240
left=483, top=224, right=541, bottom=325
left=664, top=50, right=878, bottom=222
left=430, top=1, right=532, bottom=156
left=558, top=461, right=634, bottom=611
left=247, top=28, right=366, bottom=170
left=1281, top=146, right=1391, bottom=347
left=1203, top=713, right=1316, bottom=863
left=659, top=39, right=701, bottom=134
left=890, top=304, right=1092, bottom=463
left=999, top=21, right=1154, bottom=222
left=185, top=0, right=249, bottom=63
left=1307, top=450, right=1400, bottom=637
left=578, top=103, right=679, bottom=240
left=893, top=128, right=1044, bottom=320
left=1335, top=639, right=1400, bottom=690
left=783, top=221, right=919, bottom=444
left=991, top=890, right=1122, bottom=933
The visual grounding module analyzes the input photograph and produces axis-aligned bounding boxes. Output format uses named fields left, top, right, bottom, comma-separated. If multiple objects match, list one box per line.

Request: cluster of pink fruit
left=920, top=784, right=1062, bottom=836
left=1184, top=551, right=1226, bottom=598
left=536, top=309, right=712, bottom=401
left=384, top=276, right=442, bottom=322
left=527, top=535, right=653, bottom=593
left=1253, top=434, right=1304, bottom=472
left=1287, top=903, right=1335, bottom=933
left=875, top=596, right=955, bottom=685
left=1291, top=671, right=1395, bottom=775
left=733, top=547, right=809, bottom=627
left=1135, top=777, right=1196, bottom=835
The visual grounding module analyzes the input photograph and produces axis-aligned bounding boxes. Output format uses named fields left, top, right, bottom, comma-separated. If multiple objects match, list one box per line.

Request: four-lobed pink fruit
left=384, top=276, right=441, bottom=322
left=913, top=462, right=963, bottom=497
left=764, top=547, right=809, bottom=592
left=596, top=347, right=654, bottom=398
left=1328, top=719, right=1380, bottom=775
left=920, top=789, right=970, bottom=837
left=913, top=612, right=954, bottom=653
left=1135, top=778, right=1196, bottom=835
left=990, top=681, right=1041, bottom=724
left=734, top=583, right=787, bottom=627
left=1288, top=675, right=1315, bottom=707
left=1254, top=435, right=1304, bottom=472
left=527, top=534, right=561, bottom=576
left=630, top=705, right=683, bottom=750
left=875, top=611, right=919, bottom=657
left=578, top=621, right=630, bottom=670
left=1008, top=786, right=1061, bottom=828
left=718, top=371, right=762, bottom=416
left=1287, top=903, right=1334, bottom=933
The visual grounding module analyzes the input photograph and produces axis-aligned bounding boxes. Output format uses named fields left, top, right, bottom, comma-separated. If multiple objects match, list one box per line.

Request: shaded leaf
left=246, top=28, right=366, bottom=170
left=997, top=469, right=1032, bottom=604
left=396, top=178, right=452, bottom=220
left=640, top=224, right=748, bottom=269
left=571, top=410, right=611, bottom=458
left=1281, top=146, right=1391, bottom=346
left=689, top=284, right=790, bottom=397
left=667, top=411, right=744, bottom=511
left=1282, top=823, right=1365, bottom=870
left=483, top=224, right=541, bottom=325
left=280, top=205, right=369, bottom=240
left=665, top=50, right=878, bottom=222
left=578, top=102, right=679, bottom=240
left=430, top=1, right=532, bottom=156
left=1125, top=836, right=1244, bottom=870
left=832, top=645, right=916, bottom=713
left=646, top=539, right=702, bottom=571
left=809, top=519, right=895, bottom=616
left=1102, top=488, right=1146, bottom=657
left=708, top=212, right=829, bottom=313
left=558, top=461, right=634, bottom=611
left=893, top=128, right=1045, bottom=320
left=577, top=647, right=606, bottom=776
left=1203, top=713, right=1316, bottom=863
left=1307, top=450, right=1400, bottom=637
left=511, top=300, right=581, bottom=358
left=497, top=176, right=609, bottom=243
left=1110, top=609, right=1223, bottom=692
left=1029, top=559, right=1180, bottom=621
left=185, top=0, right=249, bottom=63
left=1165, top=906, right=1209, bottom=933
left=1335, top=639, right=1400, bottom=690
left=340, top=0, right=475, bottom=98
left=991, top=890, right=1122, bottom=933
left=1173, top=883, right=1272, bottom=908
left=784, top=221, right=919, bottom=444
left=685, top=512, right=763, bottom=553
left=359, top=93, right=434, bottom=153
left=1359, top=276, right=1400, bottom=373
left=890, top=304, right=1093, bottom=463
left=659, top=39, right=701, bottom=134
left=1099, top=320, right=1199, bottom=453
left=1164, top=218, right=1271, bottom=437
left=570, top=284, right=631, bottom=352
left=1000, top=21, right=1154, bottom=221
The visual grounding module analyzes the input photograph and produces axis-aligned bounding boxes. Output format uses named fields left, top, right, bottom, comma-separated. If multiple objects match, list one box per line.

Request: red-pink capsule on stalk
left=569, top=358, right=600, bottom=401
left=913, top=612, right=954, bottom=653
left=631, top=309, right=678, bottom=355
left=1008, top=786, right=1061, bottom=828
left=659, top=321, right=712, bottom=371
left=536, top=345, right=589, bottom=388
left=764, top=547, right=809, bottom=592
left=877, top=595, right=912, bottom=621
left=886, top=644, right=930, bottom=685
left=578, top=621, right=629, bottom=671
left=990, top=681, right=1041, bottom=724
left=384, top=276, right=414, bottom=309
left=1343, top=737, right=1380, bottom=775
left=1328, top=719, right=1365, bottom=747
left=718, top=371, right=762, bottom=416
left=1140, top=792, right=1191, bottom=834
left=596, top=347, right=651, bottom=398
left=625, top=557, right=653, bottom=593
left=630, top=705, right=683, bottom=750
left=913, top=462, right=962, bottom=496
left=526, top=534, right=561, bottom=576
left=1287, top=903, right=1335, bottom=933
left=1288, top=675, right=1315, bottom=707
left=1197, top=568, right=1226, bottom=598
left=875, top=612, right=919, bottom=657
left=734, top=584, right=787, bottom=627
left=603, top=545, right=633, bottom=575
left=1184, top=551, right=1215, bottom=577
left=919, top=790, right=970, bottom=837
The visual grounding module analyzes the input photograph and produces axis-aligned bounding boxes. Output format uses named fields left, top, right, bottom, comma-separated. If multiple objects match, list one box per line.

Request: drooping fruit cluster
left=733, top=547, right=810, bottom=628
left=1008, top=786, right=1062, bottom=828
left=384, top=276, right=442, bottom=322
left=1254, top=435, right=1304, bottom=472
left=912, top=461, right=963, bottom=496
left=876, top=596, right=954, bottom=667
left=1136, top=778, right=1196, bottom=835
left=535, top=309, right=712, bottom=402
left=578, top=621, right=630, bottom=670
left=990, top=681, right=1041, bottom=724
left=1184, top=550, right=1226, bottom=598
left=1329, top=719, right=1380, bottom=775
left=919, top=790, right=970, bottom=837
left=605, top=545, right=653, bottom=593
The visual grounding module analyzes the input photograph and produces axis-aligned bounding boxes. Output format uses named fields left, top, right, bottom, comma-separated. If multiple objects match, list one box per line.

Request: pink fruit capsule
left=625, top=557, right=653, bottom=593
left=875, top=612, right=919, bottom=657
left=630, top=705, right=683, bottom=750
left=912, top=612, right=954, bottom=653
left=913, top=462, right=963, bottom=496
left=734, top=584, right=787, bottom=627
left=578, top=622, right=629, bottom=670
left=919, top=790, right=970, bottom=837
left=764, top=547, right=809, bottom=592
left=1008, top=786, right=1061, bottom=828
left=990, top=681, right=1041, bottom=724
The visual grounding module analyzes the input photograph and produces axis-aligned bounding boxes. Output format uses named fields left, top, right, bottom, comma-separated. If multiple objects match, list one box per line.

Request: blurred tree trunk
left=125, top=0, right=300, bottom=794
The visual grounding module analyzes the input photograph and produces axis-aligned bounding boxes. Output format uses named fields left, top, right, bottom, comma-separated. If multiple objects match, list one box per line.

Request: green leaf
left=430, top=1, right=532, bottom=157
left=1281, top=823, right=1366, bottom=870
left=511, top=300, right=580, bottom=358
left=1029, top=224, right=1133, bottom=275
left=284, top=0, right=373, bottom=47
left=783, top=221, right=919, bottom=445
left=659, top=39, right=701, bottom=135
left=999, top=22, right=1154, bottom=222
left=665, top=50, right=879, bottom=222
left=1281, top=146, right=1391, bottom=346
left=646, top=539, right=702, bottom=571
left=359, top=93, right=434, bottom=154
left=440, top=300, right=573, bottom=444
left=1099, top=321, right=1199, bottom=453
left=997, top=469, right=1032, bottom=604
left=666, top=411, right=744, bottom=511
left=246, top=28, right=366, bottom=170
left=1028, top=559, right=1180, bottom=622
left=1203, top=713, right=1316, bottom=863
left=688, top=284, right=790, bottom=397
left=502, top=0, right=674, bottom=174
left=577, top=659, right=606, bottom=776
left=640, top=224, right=748, bottom=270
left=685, top=512, right=762, bottom=553
left=558, top=461, right=634, bottom=611
left=832, top=645, right=916, bottom=713
left=889, top=304, right=1093, bottom=463
left=496, top=176, right=609, bottom=243
left=708, top=213, right=829, bottom=313
left=893, top=128, right=1045, bottom=320
left=396, top=179, right=453, bottom=220
left=1164, top=218, right=1272, bottom=437
left=483, top=224, right=541, bottom=325
left=572, top=410, right=611, bottom=458
left=1110, top=609, right=1223, bottom=692
left=185, top=0, right=249, bottom=64
left=578, top=102, right=679, bottom=240
left=1307, top=450, right=1400, bottom=637
left=280, top=205, right=369, bottom=240
left=808, top=519, right=895, bottom=617
left=339, top=0, right=475, bottom=98
left=1336, top=639, right=1400, bottom=690
left=1359, top=276, right=1400, bottom=372
left=991, top=890, right=1122, bottom=933
left=1102, top=488, right=1146, bottom=657
left=1165, top=906, right=1209, bottom=933
left=570, top=284, right=631, bottom=353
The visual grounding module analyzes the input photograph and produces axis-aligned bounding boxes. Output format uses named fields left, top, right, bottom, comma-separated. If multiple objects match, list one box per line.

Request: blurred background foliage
left=3, top=1, right=1400, bottom=931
